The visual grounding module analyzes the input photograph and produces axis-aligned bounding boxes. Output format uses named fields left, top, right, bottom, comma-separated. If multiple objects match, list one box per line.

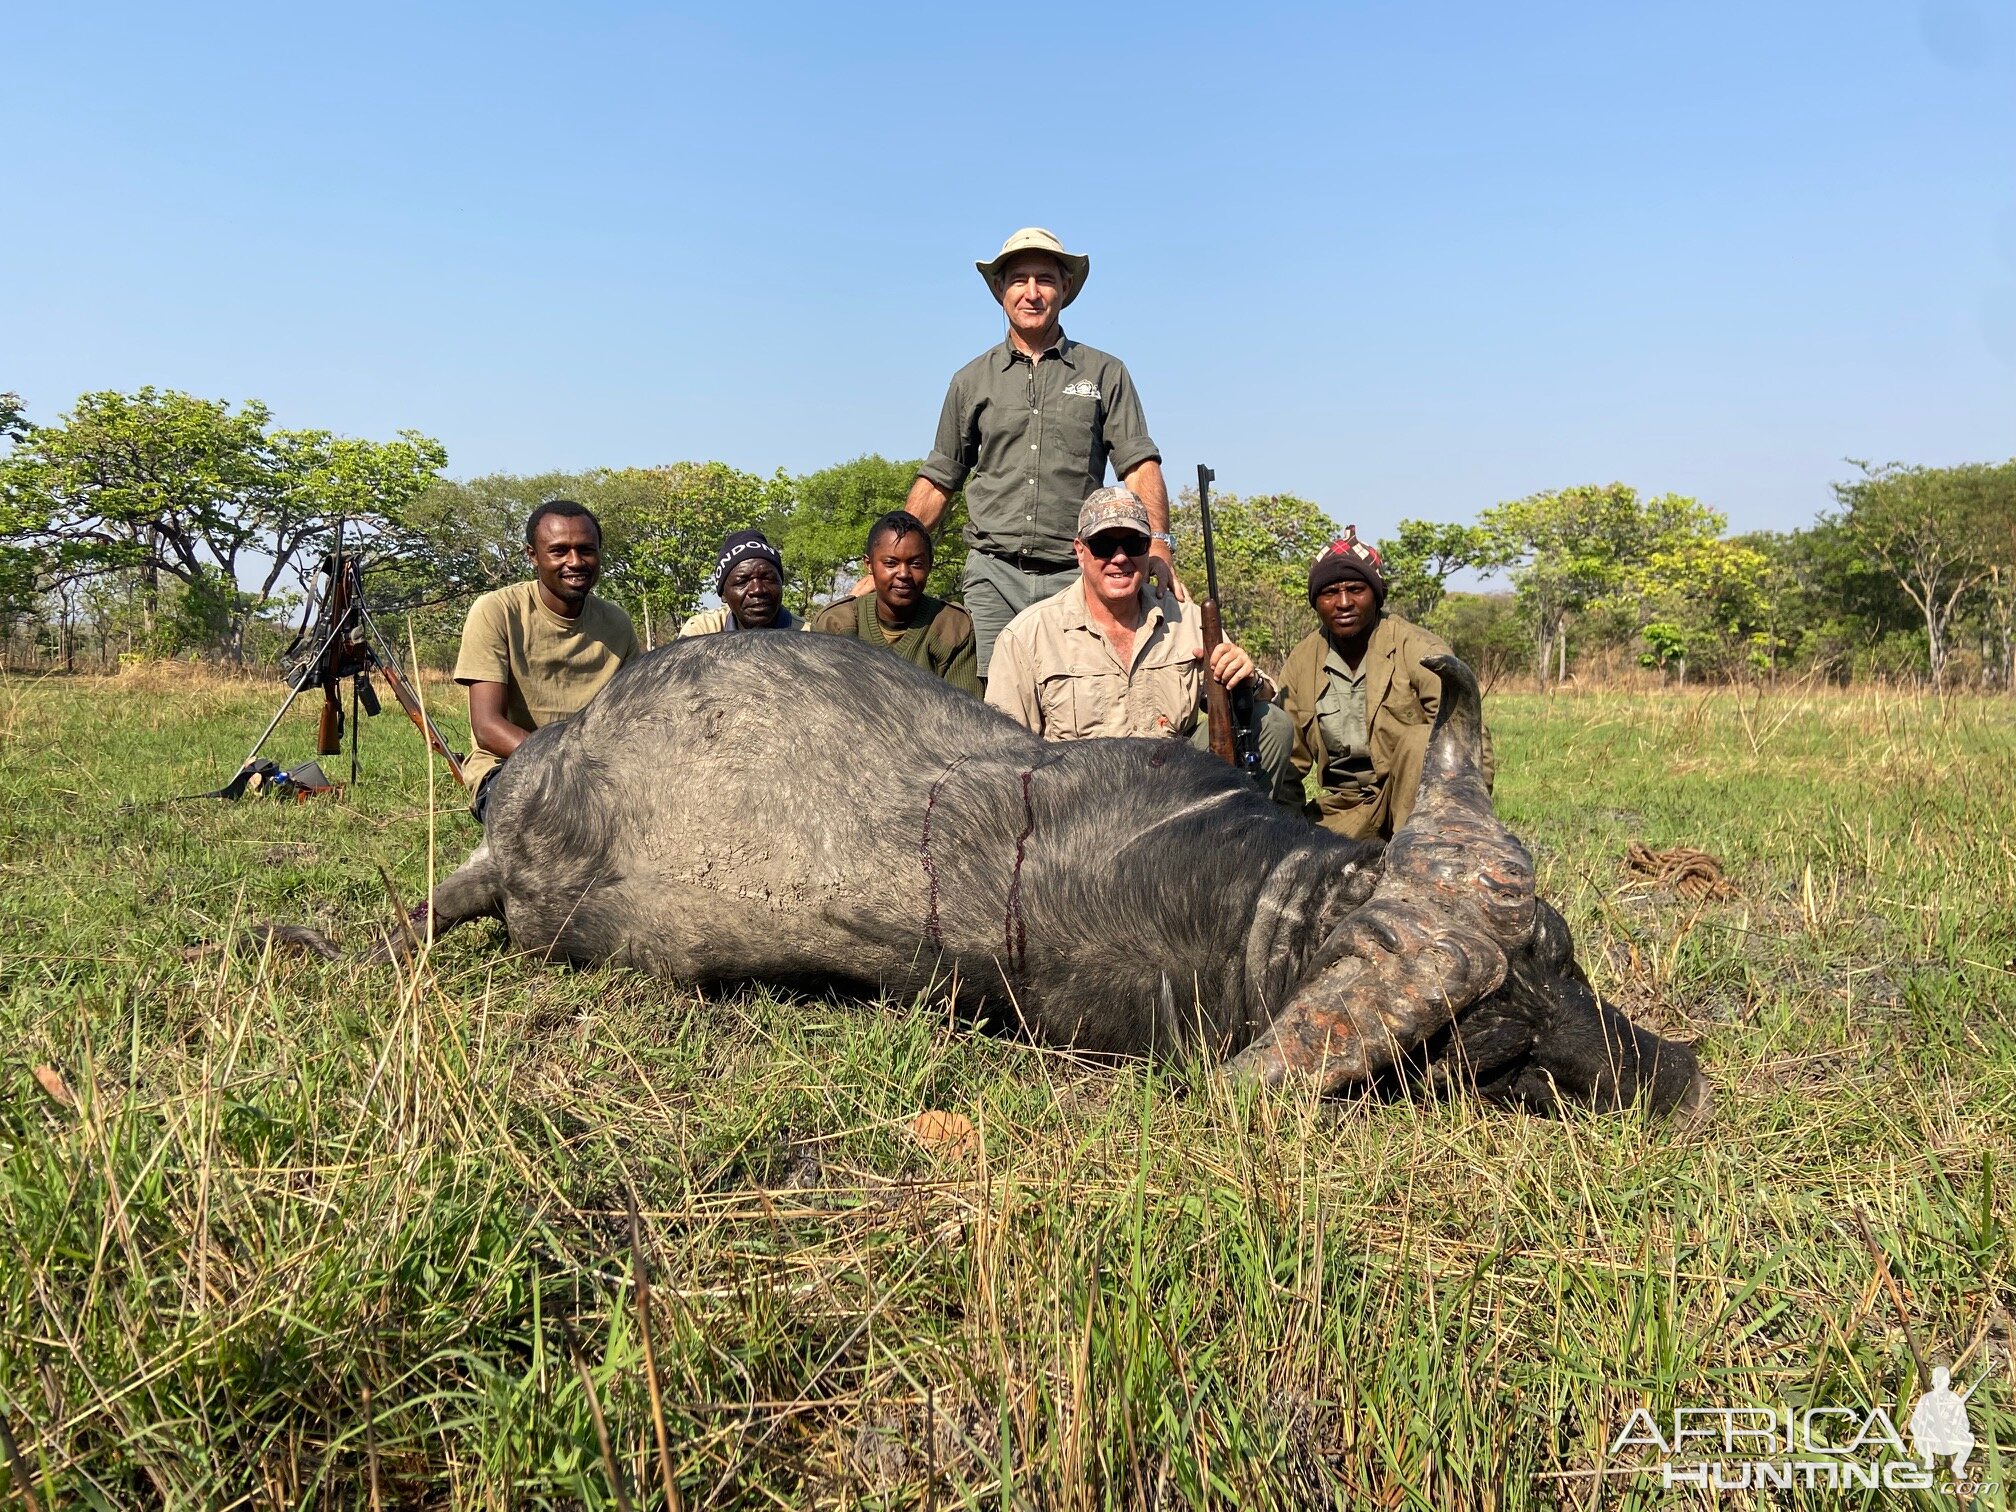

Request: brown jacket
left=1279, top=613, right=1493, bottom=837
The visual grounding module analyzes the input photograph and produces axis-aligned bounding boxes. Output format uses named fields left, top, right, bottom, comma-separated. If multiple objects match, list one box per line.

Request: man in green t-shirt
left=453, top=500, right=638, bottom=821
left=809, top=511, right=980, bottom=694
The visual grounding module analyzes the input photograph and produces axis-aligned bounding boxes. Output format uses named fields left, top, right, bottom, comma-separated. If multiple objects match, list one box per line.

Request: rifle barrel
left=1197, top=464, right=1219, bottom=604
left=1195, top=463, right=1237, bottom=766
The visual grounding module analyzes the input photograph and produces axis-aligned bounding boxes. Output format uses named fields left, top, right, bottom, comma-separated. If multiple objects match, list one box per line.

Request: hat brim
left=977, top=250, right=1089, bottom=308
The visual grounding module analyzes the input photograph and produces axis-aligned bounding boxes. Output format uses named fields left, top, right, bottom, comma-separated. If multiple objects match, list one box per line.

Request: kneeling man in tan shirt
left=453, top=500, right=638, bottom=821
left=985, top=487, right=1297, bottom=801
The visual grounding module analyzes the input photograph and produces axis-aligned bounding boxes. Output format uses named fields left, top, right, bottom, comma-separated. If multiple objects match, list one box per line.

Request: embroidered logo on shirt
left=1060, top=379, right=1102, bottom=400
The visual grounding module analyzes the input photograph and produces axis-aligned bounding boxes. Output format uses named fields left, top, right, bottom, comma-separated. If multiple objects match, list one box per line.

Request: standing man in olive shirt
left=905, top=227, right=1176, bottom=676
left=454, top=500, right=638, bottom=822
left=810, top=510, right=980, bottom=694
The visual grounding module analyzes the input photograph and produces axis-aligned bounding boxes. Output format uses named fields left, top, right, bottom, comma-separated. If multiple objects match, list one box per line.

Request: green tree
left=1376, top=519, right=1495, bottom=622
left=0, top=388, right=444, bottom=654
left=1626, top=532, right=1774, bottom=682
left=1832, top=459, right=2016, bottom=686
left=1423, top=592, right=1531, bottom=691
left=0, top=393, right=36, bottom=615
left=1480, top=483, right=1722, bottom=689
left=1738, top=523, right=1915, bottom=682
left=1169, top=488, right=1337, bottom=661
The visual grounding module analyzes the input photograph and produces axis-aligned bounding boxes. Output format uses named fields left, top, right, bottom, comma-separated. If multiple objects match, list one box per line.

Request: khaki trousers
left=1313, top=721, right=1430, bottom=842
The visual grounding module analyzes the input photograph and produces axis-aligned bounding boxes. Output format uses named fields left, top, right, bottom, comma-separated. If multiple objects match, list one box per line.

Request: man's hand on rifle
left=1199, top=639, right=1258, bottom=691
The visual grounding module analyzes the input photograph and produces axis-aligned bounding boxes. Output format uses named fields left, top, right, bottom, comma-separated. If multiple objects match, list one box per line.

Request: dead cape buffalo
left=400, top=634, right=1703, bottom=1116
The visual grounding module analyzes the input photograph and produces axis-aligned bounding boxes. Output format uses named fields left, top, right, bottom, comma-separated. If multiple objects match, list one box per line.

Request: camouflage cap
left=1076, top=486, right=1151, bottom=540
left=977, top=227, right=1089, bottom=307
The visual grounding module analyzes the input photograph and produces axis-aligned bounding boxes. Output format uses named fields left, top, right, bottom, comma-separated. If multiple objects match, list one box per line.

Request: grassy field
left=0, top=668, right=2011, bottom=1510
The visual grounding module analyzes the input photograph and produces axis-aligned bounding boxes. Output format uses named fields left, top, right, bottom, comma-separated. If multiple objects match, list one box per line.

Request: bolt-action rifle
left=1196, top=464, right=1267, bottom=788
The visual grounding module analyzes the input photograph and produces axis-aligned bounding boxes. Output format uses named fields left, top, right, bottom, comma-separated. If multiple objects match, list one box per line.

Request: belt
left=995, top=549, right=1077, bottom=575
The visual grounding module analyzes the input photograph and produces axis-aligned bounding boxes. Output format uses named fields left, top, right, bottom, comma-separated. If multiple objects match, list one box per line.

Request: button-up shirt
left=985, top=578, right=1208, bottom=741
left=1315, top=643, right=1375, bottom=789
left=919, top=335, right=1159, bottom=564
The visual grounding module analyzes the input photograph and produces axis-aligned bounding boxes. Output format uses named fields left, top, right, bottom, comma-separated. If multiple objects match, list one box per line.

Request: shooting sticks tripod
left=208, top=529, right=466, bottom=800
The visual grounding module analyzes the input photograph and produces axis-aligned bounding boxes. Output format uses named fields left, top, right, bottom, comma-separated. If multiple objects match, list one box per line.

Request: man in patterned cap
left=986, top=486, right=1297, bottom=801
left=900, top=228, right=1176, bottom=678
left=1278, top=529, right=1493, bottom=840
left=679, top=530, right=803, bottom=636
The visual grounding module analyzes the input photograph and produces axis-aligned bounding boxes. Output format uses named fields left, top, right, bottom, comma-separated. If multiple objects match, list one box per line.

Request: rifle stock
left=317, top=682, right=343, bottom=756
left=1197, top=465, right=1237, bottom=766
left=377, top=660, right=466, bottom=787
left=1201, top=600, right=1236, bottom=764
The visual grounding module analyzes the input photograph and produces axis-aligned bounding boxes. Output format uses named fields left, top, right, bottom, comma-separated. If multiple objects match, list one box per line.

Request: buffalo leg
left=365, top=842, right=506, bottom=962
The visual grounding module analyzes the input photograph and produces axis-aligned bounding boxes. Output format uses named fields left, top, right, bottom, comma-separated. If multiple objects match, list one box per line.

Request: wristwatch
left=1150, top=531, right=1176, bottom=550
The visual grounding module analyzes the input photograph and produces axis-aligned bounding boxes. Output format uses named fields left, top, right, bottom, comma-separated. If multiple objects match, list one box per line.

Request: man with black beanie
left=1277, top=528, right=1493, bottom=841
left=678, top=529, right=803, bottom=635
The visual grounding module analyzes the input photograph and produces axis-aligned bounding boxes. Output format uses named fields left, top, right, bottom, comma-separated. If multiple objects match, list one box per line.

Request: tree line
left=3, top=386, right=2013, bottom=690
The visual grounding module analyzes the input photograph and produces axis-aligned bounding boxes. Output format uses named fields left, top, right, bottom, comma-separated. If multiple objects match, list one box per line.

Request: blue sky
left=4, top=1, right=2013, bottom=544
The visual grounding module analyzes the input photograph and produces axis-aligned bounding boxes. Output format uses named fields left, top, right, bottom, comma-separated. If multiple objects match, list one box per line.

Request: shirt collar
left=997, top=331, right=1074, bottom=369
left=1323, top=633, right=1370, bottom=680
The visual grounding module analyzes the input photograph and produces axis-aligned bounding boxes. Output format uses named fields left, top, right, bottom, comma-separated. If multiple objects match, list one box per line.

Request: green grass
left=1, top=669, right=2011, bottom=1509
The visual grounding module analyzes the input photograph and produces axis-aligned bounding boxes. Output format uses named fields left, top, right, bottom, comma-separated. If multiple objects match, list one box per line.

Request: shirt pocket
left=1132, top=641, right=1199, bottom=736
left=1038, top=668, right=1124, bottom=738
left=1385, top=698, right=1427, bottom=727
left=1036, top=671, right=1079, bottom=737
left=1052, top=390, right=1101, bottom=480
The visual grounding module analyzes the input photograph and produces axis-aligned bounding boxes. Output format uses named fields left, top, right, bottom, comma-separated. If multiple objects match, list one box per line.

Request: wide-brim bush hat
left=977, top=227, right=1089, bottom=307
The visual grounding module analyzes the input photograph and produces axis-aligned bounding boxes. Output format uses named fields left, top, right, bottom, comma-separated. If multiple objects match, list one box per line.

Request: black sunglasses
left=1082, top=530, right=1151, bottom=560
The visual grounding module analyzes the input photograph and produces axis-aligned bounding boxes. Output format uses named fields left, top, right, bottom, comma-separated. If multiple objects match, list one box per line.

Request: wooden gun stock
left=317, top=681, right=343, bottom=756
left=377, top=661, right=466, bottom=787
left=1201, top=598, right=1236, bottom=765
left=1196, top=462, right=1238, bottom=767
